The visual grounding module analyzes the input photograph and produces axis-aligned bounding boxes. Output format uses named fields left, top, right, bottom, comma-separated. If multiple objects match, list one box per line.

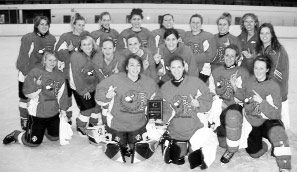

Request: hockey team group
left=2, top=7, right=291, bottom=172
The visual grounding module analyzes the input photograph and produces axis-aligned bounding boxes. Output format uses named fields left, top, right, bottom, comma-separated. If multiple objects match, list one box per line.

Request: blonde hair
left=79, top=36, right=98, bottom=58
left=42, top=52, right=57, bottom=69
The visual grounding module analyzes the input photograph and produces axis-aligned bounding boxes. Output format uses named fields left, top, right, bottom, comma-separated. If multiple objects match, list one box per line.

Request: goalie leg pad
left=131, top=140, right=158, bottom=163
left=166, top=140, right=188, bottom=165
left=188, top=149, right=206, bottom=169
left=102, top=142, right=126, bottom=163
left=268, top=124, right=291, bottom=170
left=246, top=126, right=264, bottom=157
left=172, top=140, right=188, bottom=164
left=225, top=109, right=243, bottom=152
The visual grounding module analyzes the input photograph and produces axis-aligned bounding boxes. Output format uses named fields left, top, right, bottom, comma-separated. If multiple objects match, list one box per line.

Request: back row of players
left=3, top=8, right=290, bottom=172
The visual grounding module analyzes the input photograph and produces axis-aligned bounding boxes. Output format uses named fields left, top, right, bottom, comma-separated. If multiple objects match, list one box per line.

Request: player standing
left=117, top=8, right=156, bottom=52
left=16, top=16, right=56, bottom=130
left=184, top=14, right=217, bottom=83
left=91, top=12, right=119, bottom=48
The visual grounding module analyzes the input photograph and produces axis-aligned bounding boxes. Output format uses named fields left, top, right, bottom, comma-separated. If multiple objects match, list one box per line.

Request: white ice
left=0, top=37, right=296, bottom=172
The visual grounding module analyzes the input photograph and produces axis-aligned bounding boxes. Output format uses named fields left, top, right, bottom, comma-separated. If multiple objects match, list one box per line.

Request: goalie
left=93, top=55, right=160, bottom=163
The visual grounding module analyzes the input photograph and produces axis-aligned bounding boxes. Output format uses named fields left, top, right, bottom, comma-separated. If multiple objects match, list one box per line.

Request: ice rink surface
left=0, top=37, right=296, bottom=172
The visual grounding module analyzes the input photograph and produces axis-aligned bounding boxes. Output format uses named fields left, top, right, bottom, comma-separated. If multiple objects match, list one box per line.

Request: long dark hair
left=160, top=14, right=174, bottom=29
left=255, top=23, right=281, bottom=53
left=33, top=16, right=50, bottom=34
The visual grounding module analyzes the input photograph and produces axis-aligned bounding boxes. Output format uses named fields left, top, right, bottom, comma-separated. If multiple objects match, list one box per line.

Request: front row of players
left=3, top=42, right=291, bottom=171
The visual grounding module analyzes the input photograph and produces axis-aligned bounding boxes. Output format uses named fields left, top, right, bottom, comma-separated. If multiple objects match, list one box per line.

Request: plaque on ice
left=147, top=100, right=163, bottom=120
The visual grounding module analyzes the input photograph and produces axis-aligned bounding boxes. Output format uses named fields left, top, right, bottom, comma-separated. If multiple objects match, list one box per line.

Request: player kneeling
left=93, top=55, right=159, bottom=163
left=159, top=56, right=217, bottom=169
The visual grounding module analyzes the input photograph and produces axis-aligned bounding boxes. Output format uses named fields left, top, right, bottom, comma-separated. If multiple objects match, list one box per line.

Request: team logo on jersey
left=81, top=65, right=97, bottom=83
left=39, top=45, right=54, bottom=54
left=216, top=78, right=234, bottom=100
left=87, top=70, right=94, bottom=76
left=186, top=42, right=202, bottom=54
left=266, top=49, right=277, bottom=56
left=120, top=90, right=147, bottom=113
left=171, top=95, right=195, bottom=117
left=44, top=79, right=62, bottom=98
left=244, top=96, right=261, bottom=117
left=217, top=47, right=225, bottom=63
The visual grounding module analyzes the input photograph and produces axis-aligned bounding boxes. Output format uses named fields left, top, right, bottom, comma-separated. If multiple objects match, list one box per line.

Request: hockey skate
left=3, top=130, right=19, bottom=144
left=102, top=142, right=126, bottom=163
left=76, top=126, right=87, bottom=136
left=220, top=150, right=234, bottom=164
left=131, top=139, right=158, bottom=163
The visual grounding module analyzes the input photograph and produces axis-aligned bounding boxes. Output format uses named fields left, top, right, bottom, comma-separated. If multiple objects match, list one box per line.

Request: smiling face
left=73, top=19, right=85, bottom=34
left=165, top=34, right=178, bottom=51
left=190, top=17, right=202, bottom=33
left=170, top=59, right=184, bottom=80
left=162, top=15, right=174, bottom=29
left=37, top=19, right=49, bottom=35
left=224, top=48, right=237, bottom=67
left=102, top=40, right=115, bottom=60
left=126, top=58, right=141, bottom=79
left=254, top=60, right=269, bottom=82
left=218, top=19, right=229, bottom=34
left=244, top=16, right=256, bottom=32
left=260, top=27, right=272, bottom=47
left=44, top=54, right=57, bottom=72
left=127, top=37, right=141, bottom=54
left=130, top=15, right=142, bottom=29
left=80, top=39, right=93, bottom=56
left=100, top=14, right=111, bottom=29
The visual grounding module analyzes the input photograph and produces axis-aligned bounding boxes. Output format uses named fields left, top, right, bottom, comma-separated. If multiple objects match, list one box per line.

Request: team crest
left=186, top=42, right=202, bottom=54
left=44, top=79, right=62, bottom=98
left=171, top=95, right=194, bottom=116
left=120, top=90, right=147, bottom=113
left=217, top=47, right=225, bottom=62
